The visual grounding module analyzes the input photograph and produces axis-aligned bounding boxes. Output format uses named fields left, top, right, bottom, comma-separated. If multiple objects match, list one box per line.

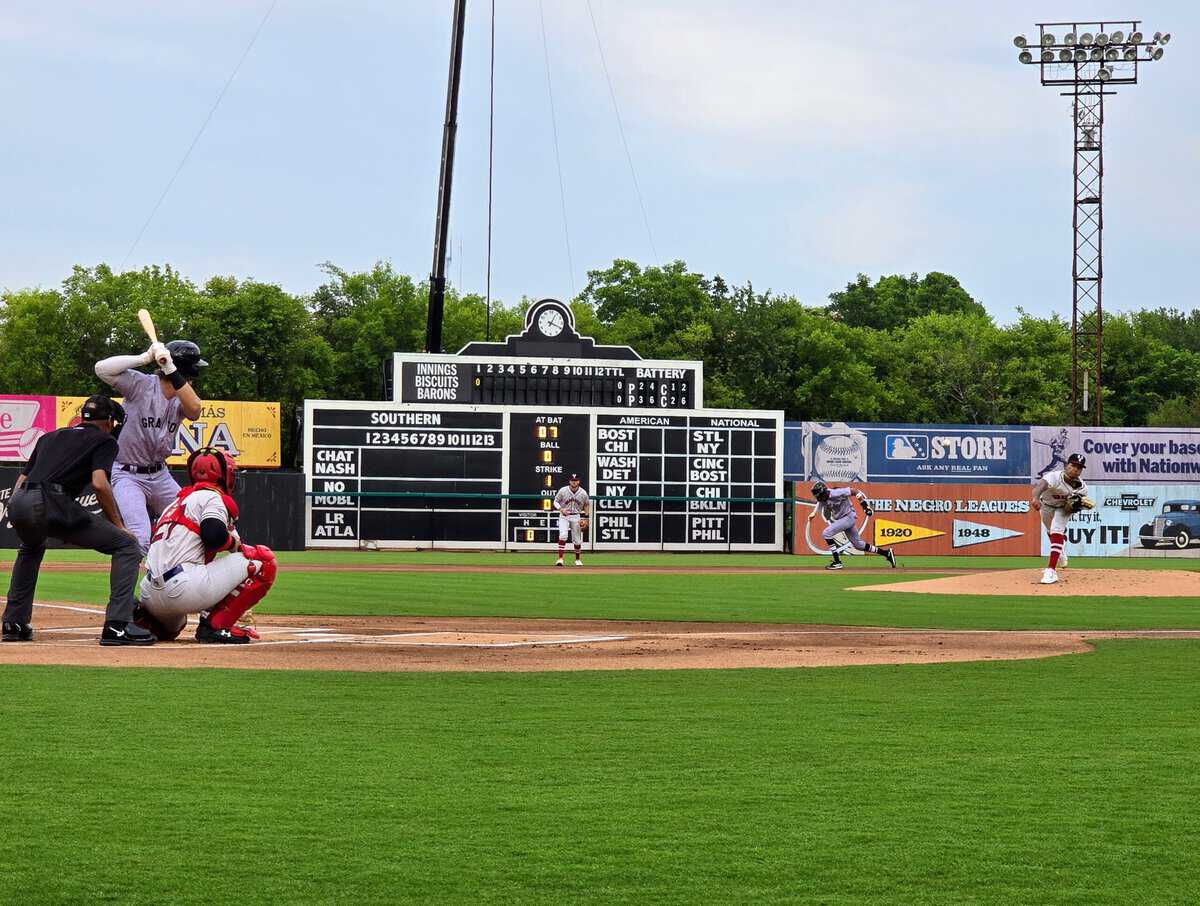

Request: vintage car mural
left=1139, top=500, right=1200, bottom=549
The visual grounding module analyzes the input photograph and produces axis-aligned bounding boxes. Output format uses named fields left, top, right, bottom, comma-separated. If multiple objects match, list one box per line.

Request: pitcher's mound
left=859, top=568, right=1199, bottom=597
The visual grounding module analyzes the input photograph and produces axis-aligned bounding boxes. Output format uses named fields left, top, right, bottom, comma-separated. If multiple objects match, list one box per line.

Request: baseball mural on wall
left=800, top=422, right=1031, bottom=484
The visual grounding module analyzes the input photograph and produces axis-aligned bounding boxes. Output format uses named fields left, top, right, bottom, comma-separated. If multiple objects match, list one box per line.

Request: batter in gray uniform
left=94, top=340, right=207, bottom=553
left=807, top=480, right=897, bottom=570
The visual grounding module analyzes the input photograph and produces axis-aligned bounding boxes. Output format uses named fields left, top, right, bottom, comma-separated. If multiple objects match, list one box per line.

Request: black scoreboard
left=307, top=403, right=504, bottom=544
left=305, top=402, right=782, bottom=550
left=394, top=355, right=700, bottom=410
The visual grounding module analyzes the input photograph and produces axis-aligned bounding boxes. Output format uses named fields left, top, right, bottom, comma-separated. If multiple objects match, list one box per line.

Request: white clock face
left=537, top=309, right=565, bottom=337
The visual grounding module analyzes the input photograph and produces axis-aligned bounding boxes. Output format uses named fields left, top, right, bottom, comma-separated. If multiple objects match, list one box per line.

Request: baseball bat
left=137, top=308, right=159, bottom=345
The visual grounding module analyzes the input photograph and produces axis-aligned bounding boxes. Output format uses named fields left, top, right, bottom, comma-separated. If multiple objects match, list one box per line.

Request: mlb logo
left=885, top=434, right=928, bottom=460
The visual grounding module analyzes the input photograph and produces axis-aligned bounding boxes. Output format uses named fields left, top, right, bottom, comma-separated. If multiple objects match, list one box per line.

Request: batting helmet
left=187, top=446, right=238, bottom=494
left=811, top=480, right=830, bottom=502
left=1067, top=453, right=1086, bottom=469
left=166, top=340, right=208, bottom=380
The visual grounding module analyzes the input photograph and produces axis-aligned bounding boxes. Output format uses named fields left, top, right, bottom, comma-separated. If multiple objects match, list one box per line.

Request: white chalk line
left=33, top=602, right=106, bottom=615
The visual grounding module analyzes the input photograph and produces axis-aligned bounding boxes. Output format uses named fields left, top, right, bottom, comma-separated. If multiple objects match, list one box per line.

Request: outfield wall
left=787, top=422, right=1200, bottom=557
left=0, top=467, right=305, bottom=551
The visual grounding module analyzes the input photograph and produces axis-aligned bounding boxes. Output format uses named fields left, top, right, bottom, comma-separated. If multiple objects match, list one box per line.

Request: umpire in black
left=2, top=395, right=154, bottom=646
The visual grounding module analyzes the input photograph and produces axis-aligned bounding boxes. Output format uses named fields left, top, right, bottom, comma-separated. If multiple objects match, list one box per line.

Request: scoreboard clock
left=305, top=401, right=782, bottom=551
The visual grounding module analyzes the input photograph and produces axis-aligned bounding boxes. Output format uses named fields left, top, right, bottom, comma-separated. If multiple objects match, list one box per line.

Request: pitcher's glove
left=579, top=517, right=590, bottom=531
left=1069, top=494, right=1096, bottom=514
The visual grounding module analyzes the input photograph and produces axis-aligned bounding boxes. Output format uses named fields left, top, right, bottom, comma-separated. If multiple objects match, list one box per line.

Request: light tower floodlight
left=1013, top=19, right=1175, bottom=426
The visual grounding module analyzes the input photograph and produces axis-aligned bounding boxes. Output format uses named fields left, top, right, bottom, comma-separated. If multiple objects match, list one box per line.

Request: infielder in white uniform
left=135, top=447, right=277, bottom=644
left=94, top=339, right=206, bottom=554
left=553, top=473, right=590, bottom=567
left=1031, top=452, right=1093, bottom=585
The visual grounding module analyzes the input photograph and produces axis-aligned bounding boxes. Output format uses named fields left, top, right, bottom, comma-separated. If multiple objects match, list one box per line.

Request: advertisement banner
left=1032, top=426, right=1200, bottom=483
left=1039, top=483, right=1200, bottom=558
left=56, top=397, right=281, bottom=467
left=799, top=422, right=1031, bottom=485
left=794, top=483, right=1041, bottom=556
left=0, top=395, right=57, bottom=462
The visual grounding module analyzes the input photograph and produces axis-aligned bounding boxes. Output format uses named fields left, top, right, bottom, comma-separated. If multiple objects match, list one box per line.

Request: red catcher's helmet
left=187, top=446, right=238, bottom=494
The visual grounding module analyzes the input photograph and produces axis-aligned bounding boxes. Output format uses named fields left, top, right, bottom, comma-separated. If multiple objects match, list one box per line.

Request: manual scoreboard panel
left=392, top=353, right=702, bottom=410
left=593, top=413, right=780, bottom=547
left=305, top=401, right=782, bottom=550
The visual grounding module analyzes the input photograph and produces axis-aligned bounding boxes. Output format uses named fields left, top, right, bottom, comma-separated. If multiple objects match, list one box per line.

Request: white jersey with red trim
left=1036, top=469, right=1089, bottom=510
left=553, top=485, right=590, bottom=515
left=145, top=487, right=238, bottom=577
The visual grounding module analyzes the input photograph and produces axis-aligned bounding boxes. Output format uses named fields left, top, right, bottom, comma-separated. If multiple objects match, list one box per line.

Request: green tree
left=828, top=272, right=987, bottom=331
left=1148, top=396, right=1200, bottom=428
left=580, top=259, right=722, bottom=362
left=1101, top=314, right=1200, bottom=426
left=0, top=264, right=201, bottom=395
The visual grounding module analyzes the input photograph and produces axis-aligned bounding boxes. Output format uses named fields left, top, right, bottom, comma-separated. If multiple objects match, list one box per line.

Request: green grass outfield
left=12, top=552, right=1200, bottom=630
left=1, top=642, right=1199, bottom=904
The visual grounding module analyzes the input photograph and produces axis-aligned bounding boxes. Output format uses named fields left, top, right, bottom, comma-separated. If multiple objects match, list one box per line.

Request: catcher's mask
left=811, top=480, right=830, bottom=503
left=187, top=446, right=239, bottom=495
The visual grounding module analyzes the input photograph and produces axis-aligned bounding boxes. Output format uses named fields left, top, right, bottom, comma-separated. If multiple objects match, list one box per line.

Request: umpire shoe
left=195, top=617, right=252, bottom=645
left=2, top=621, right=33, bottom=642
left=99, top=621, right=157, bottom=646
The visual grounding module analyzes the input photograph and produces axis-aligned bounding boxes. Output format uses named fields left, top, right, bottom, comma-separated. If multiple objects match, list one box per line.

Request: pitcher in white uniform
left=94, top=340, right=207, bottom=554
left=553, top=474, right=590, bottom=567
left=1031, top=452, right=1091, bottom=585
left=134, top=447, right=277, bottom=644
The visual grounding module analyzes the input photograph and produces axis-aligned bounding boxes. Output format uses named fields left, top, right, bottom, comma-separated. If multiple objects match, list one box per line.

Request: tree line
left=2, top=260, right=1199, bottom=466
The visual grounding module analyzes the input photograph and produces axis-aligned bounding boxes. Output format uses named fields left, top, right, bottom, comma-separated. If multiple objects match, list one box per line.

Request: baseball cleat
left=195, top=617, right=253, bottom=644
left=1058, top=552, right=1068, bottom=569
left=884, top=548, right=897, bottom=568
left=2, top=621, right=33, bottom=642
left=99, top=621, right=156, bottom=646
left=555, top=558, right=564, bottom=568
left=574, top=558, right=583, bottom=567
left=825, top=560, right=844, bottom=570
left=1040, top=568, right=1058, bottom=585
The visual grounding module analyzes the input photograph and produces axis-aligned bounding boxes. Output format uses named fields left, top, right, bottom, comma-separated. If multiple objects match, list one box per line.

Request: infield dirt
left=3, top=601, right=1198, bottom=673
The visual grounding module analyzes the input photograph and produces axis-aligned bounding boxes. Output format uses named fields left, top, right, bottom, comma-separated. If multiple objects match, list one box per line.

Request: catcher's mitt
left=1068, top=494, right=1096, bottom=514
left=579, top=517, right=590, bottom=531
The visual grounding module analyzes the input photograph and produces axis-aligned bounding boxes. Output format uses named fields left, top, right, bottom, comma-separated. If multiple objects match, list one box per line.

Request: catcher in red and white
left=134, top=447, right=277, bottom=644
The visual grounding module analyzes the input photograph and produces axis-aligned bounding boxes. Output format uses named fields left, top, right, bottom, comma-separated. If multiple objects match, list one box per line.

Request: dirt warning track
left=3, top=602, right=1198, bottom=673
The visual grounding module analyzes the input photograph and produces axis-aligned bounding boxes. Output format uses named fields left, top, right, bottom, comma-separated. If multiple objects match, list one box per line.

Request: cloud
left=585, top=2, right=1058, bottom=161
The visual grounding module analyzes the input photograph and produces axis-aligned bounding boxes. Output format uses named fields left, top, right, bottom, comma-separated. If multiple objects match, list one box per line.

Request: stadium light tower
left=1012, top=21, right=1172, bottom=426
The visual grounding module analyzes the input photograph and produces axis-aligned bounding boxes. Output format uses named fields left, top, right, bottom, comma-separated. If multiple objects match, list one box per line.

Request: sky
left=2, top=0, right=1197, bottom=323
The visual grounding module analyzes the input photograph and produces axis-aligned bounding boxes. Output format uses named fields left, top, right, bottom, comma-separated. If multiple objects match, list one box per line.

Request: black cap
left=1067, top=453, right=1086, bottom=468
left=81, top=395, right=125, bottom=424
left=569, top=473, right=580, bottom=481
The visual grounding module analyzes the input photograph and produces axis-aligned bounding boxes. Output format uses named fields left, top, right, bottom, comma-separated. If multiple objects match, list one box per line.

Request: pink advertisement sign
left=0, top=395, right=58, bottom=461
